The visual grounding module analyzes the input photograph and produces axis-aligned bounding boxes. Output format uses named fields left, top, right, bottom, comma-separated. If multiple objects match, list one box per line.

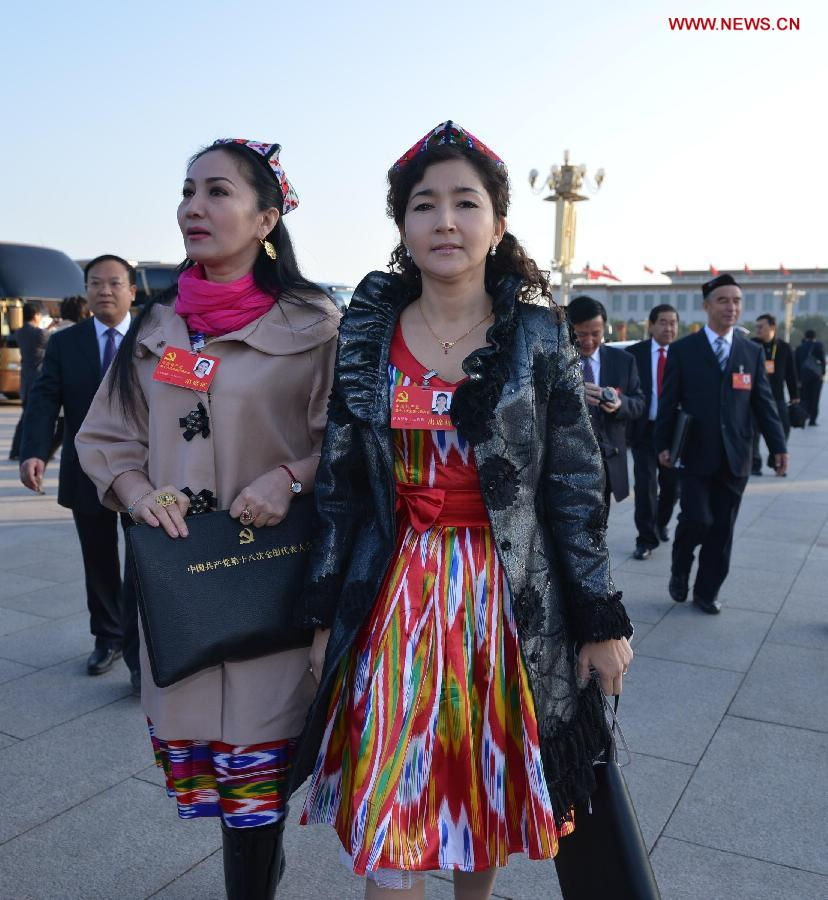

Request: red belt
left=395, top=482, right=489, bottom=533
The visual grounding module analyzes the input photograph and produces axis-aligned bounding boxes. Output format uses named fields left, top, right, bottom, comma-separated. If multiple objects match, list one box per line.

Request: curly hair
left=386, top=143, right=555, bottom=305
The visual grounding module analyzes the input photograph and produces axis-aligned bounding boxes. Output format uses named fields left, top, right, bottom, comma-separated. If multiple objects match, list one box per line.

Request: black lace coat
left=291, top=271, right=633, bottom=822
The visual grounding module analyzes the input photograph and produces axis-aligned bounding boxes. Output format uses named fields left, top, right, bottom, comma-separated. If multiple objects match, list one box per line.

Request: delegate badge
left=152, top=347, right=220, bottom=393
left=765, top=359, right=775, bottom=375
left=732, top=371, right=752, bottom=390
left=391, top=385, right=455, bottom=431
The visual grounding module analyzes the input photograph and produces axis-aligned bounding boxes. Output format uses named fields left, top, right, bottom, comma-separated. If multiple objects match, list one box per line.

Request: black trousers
left=632, top=423, right=680, bottom=548
left=672, top=466, right=748, bottom=602
left=752, top=397, right=789, bottom=469
left=72, top=508, right=139, bottom=673
left=800, top=377, right=823, bottom=424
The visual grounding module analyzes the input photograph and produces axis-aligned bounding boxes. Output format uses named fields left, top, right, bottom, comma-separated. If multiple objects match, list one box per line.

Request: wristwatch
left=279, top=464, right=302, bottom=495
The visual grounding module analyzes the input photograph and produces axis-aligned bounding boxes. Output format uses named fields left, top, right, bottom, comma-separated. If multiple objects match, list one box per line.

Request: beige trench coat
left=76, top=294, right=339, bottom=744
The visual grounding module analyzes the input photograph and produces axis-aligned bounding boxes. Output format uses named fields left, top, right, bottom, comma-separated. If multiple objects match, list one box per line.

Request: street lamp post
left=529, top=151, right=604, bottom=307
left=773, top=282, right=806, bottom=342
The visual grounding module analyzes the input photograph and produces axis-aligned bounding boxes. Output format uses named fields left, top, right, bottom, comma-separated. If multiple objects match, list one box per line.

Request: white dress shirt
left=580, top=346, right=601, bottom=385
left=703, top=324, right=734, bottom=367
left=649, top=341, right=670, bottom=421
left=93, top=313, right=131, bottom=365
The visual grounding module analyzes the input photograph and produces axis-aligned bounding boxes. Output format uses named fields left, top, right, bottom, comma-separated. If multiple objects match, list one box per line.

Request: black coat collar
left=337, top=270, right=522, bottom=445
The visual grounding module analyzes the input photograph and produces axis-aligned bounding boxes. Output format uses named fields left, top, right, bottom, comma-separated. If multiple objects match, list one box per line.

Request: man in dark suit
left=795, top=329, right=826, bottom=426
left=752, top=313, right=799, bottom=474
left=655, top=274, right=787, bottom=615
left=8, top=301, right=49, bottom=460
left=567, top=296, right=645, bottom=520
left=627, top=304, right=681, bottom=559
left=19, top=255, right=140, bottom=689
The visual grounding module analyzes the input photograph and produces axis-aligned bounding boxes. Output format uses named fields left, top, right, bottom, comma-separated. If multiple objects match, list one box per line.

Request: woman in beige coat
left=76, top=138, right=338, bottom=900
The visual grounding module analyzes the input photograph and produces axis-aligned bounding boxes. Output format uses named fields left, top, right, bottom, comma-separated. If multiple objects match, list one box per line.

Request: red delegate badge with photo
left=732, top=372, right=752, bottom=390
left=152, top=347, right=220, bottom=393
left=391, top=385, right=455, bottom=430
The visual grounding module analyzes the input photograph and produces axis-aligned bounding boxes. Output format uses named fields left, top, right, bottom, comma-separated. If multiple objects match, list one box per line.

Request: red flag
left=709, top=265, right=720, bottom=276
left=780, top=263, right=790, bottom=275
left=675, top=265, right=682, bottom=276
left=582, top=266, right=620, bottom=282
left=644, top=265, right=654, bottom=274
left=744, top=264, right=753, bottom=274
left=601, top=264, right=615, bottom=276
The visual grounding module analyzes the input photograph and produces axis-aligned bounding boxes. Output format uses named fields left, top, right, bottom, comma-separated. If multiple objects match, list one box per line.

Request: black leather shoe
left=693, top=595, right=722, bottom=615
left=130, top=669, right=141, bottom=697
left=657, top=526, right=670, bottom=543
left=87, top=646, right=122, bottom=675
left=669, top=572, right=689, bottom=603
left=633, top=545, right=652, bottom=560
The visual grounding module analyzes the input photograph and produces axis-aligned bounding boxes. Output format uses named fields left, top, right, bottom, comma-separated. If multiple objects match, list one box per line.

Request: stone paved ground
left=0, top=401, right=826, bottom=900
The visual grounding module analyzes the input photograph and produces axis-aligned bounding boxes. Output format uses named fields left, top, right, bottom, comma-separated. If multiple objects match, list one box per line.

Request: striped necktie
left=714, top=336, right=728, bottom=371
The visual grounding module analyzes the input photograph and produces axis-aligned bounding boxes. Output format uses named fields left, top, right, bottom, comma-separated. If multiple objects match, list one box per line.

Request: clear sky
left=3, top=0, right=826, bottom=287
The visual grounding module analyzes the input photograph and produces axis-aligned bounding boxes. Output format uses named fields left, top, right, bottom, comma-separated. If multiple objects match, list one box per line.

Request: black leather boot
left=221, top=820, right=285, bottom=900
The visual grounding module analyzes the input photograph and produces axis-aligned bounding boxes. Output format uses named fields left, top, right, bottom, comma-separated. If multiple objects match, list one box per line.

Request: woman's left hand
left=577, top=637, right=633, bottom=696
left=229, top=468, right=293, bottom=528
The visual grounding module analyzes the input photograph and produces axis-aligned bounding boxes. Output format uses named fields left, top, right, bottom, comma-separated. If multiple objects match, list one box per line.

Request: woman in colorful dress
left=292, top=122, right=634, bottom=899
left=76, top=138, right=338, bottom=899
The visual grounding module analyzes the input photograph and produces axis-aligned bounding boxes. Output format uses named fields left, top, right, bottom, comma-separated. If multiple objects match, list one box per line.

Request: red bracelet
left=279, top=464, right=298, bottom=483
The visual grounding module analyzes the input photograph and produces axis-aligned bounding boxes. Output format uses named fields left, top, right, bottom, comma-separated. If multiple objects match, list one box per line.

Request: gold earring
left=260, top=239, right=277, bottom=261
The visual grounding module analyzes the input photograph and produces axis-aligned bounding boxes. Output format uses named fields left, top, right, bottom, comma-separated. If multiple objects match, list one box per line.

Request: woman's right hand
left=309, top=628, right=330, bottom=684
left=131, top=484, right=190, bottom=538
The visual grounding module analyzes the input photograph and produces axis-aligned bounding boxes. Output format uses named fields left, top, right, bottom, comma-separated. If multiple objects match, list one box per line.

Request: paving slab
left=6, top=553, right=86, bottom=584
left=604, top=571, right=674, bottom=624
left=0, top=657, right=35, bottom=686
left=618, top=655, right=743, bottom=764
left=0, top=778, right=220, bottom=900
left=0, top=610, right=93, bottom=667
left=635, top=605, right=774, bottom=672
left=0, top=570, right=58, bottom=601
left=629, top=621, right=653, bottom=646
left=767, top=589, right=828, bottom=651
left=651, top=837, right=828, bottom=900
left=729, top=537, right=809, bottom=575
left=0, top=577, right=89, bottom=618
left=622, top=752, right=694, bottom=851
left=741, top=515, right=822, bottom=545
left=0, top=605, right=47, bottom=637
left=0, top=655, right=131, bottom=739
left=730, top=642, right=828, bottom=732
left=0, top=696, right=150, bottom=843
left=665, top=716, right=828, bottom=874
left=717, top=565, right=797, bottom=614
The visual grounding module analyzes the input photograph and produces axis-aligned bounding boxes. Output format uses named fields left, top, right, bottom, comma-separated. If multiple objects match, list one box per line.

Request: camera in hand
left=601, top=386, right=618, bottom=405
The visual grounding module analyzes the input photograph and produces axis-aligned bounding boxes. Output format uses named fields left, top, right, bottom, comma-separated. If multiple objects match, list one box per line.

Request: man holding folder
left=655, top=274, right=787, bottom=614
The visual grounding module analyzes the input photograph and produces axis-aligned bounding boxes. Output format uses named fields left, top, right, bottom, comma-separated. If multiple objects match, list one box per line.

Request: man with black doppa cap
left=654, top=273, right=787, bottom=614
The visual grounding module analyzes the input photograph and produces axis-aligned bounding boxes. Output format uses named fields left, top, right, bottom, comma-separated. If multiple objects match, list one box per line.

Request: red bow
left=396, top=485, right=446, bottom=533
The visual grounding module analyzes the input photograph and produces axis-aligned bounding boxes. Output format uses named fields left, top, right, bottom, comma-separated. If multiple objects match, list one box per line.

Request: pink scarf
left=175, top=265, right=276, bottom=336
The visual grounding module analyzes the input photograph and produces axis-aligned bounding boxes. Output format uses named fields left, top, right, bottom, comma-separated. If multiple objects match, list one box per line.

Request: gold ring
left=155, top=493, right=177, bottom=508
left=240, top=507, right=254, bottom=525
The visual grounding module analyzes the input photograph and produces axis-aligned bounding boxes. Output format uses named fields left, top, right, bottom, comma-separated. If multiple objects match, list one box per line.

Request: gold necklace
left=418, top=303, right=493, bottom=355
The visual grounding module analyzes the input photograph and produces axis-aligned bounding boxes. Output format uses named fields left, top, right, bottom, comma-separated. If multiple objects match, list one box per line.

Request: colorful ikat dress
left=300, top=325, right=574, bottom=874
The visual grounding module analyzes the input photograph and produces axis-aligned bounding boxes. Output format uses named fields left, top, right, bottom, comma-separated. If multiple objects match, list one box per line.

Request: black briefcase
left=669, top=409, right=692, bottom=466
left=554, top=697, right=661, bottom=900
left=128, top=496, right=315, bottom=688
left=789, top=402, right=809, bottom=429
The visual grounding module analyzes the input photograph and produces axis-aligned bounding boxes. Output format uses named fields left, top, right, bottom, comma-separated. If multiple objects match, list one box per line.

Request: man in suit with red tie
left=19, top=256, right=140, bottom=689
left=655, top=274, right=787, bottom=615
left=627, top=305, right=681, bottom=559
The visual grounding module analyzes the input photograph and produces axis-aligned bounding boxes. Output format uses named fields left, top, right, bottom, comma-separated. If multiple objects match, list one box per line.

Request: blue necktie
left=714, top=336, right=728, bottom=371
left=102, top=328, right=117, bottom=375
left=582, top=356, right=595, bottom=384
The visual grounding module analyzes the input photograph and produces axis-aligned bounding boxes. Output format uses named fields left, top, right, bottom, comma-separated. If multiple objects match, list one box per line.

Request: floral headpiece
left=392, top=120, right=505, bottom=171
left=212, top=138, right=299, bottom=215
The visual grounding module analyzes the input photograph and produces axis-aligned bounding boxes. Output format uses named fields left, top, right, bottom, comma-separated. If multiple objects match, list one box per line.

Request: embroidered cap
left=392, top=120, right=505, bottom=171
left=702, top=272, right=740, bottom=299
left=212, top=138, right=299, bottom=214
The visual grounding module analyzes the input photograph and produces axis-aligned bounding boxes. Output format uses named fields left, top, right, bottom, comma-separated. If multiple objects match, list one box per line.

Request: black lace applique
left=515, top=585, right=545, bottom=634
left=533, top=353, right=553, bottom=405
left=179, top=403, right=210, bottom=441
left=478, top=456, right=519, bottom=509
left=326, top=385, right=351, bottom=427
left=548, top=388, right=583, bottom=427
left=182, top=487, right=217, bottom=516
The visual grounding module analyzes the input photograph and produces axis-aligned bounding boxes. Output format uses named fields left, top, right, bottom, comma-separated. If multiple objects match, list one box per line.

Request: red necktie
left=657, top=347, right=666, bottom=397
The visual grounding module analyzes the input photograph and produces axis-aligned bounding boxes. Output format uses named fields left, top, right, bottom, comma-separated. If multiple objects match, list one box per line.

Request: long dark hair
left=386, top=143, right=555, bottom=305
left=110, top=142, right=324, bottom=418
